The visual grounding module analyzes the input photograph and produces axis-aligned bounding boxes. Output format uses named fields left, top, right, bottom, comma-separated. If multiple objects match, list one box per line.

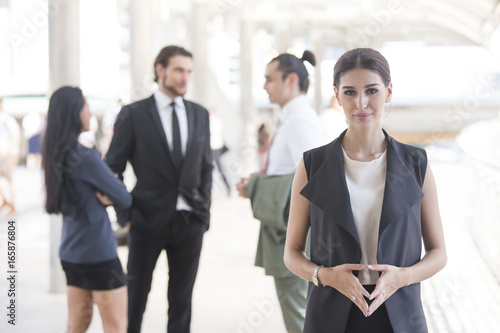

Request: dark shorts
left=345, top=284, right=394, bottom=333
left=61, top=257, right=126, bottom=291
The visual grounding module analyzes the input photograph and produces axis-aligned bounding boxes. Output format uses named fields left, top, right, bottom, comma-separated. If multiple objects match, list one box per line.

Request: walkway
left=0, top=140, right=499, bottom=332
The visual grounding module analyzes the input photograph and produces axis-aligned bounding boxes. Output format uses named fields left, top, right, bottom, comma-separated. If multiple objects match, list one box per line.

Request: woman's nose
left=357, top=94, right=368, bottom=109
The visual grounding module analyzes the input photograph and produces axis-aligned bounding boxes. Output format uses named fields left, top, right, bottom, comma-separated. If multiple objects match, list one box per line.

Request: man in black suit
left=106, top=45, right=213, bottom=333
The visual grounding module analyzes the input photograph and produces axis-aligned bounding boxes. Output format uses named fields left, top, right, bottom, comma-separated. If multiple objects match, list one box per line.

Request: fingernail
left=367, top=265, right=373, bottom=269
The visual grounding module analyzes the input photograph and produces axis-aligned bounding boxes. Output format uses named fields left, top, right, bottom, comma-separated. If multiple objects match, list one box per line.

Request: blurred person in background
left=22, top=111, right=45, bottom=168
left=0, top=98, right=21, bottom=215
left=209, top=108, right=231, bottom=196
left=106, top=45, right=213, bottom=333
left=257, top=123, right=271, bottom=173
left=42, top=86, right=131, bottom=333
left=237, top=51, right=326, bottom=333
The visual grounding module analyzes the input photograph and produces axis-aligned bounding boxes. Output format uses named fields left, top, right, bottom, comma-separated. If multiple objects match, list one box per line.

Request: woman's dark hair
left=154, top=45, right=193, bottom=82
left=42, top=86, right=85, bottom=214
left=270, top=50, right=316, bottom=93
left=333, top=48, right=391, bottom=88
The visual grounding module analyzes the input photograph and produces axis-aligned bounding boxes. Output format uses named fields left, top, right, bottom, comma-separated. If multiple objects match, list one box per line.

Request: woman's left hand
left=366, top=264, right=409, bottom=316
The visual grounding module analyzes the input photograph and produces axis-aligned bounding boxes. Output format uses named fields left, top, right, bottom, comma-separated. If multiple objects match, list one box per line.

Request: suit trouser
left=274, top=275, right=307, bottom=333
left=127, top=211, right=206, bottom=333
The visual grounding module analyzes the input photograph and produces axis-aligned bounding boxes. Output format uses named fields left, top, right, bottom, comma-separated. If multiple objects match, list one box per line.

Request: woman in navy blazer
left=43, top=87, right=132, bottom=333
left=284, top=48, right=447, bottom=332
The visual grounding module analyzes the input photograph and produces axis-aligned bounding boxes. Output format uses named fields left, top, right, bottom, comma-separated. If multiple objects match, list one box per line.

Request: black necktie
left=171, top=102, right=182, bottom=170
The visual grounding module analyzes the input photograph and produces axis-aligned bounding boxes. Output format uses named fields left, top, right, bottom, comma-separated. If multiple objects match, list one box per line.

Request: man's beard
left=162, top=77, right=185, bottom=97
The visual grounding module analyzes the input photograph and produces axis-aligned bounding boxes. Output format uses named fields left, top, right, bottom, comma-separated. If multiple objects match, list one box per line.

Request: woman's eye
left=367, top=88, right=378, bottom=94
left=344, top=90, right=355, bottom=96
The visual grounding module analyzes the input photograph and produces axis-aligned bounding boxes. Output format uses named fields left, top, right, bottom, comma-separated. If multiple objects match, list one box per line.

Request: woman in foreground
left=284, top=48, right=447, bottom=333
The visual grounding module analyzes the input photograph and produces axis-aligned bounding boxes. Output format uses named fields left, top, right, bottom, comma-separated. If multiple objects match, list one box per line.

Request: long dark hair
left=333, top=48, right=391, bottom=88
left=270, top=50, right=316, bottom=93
left=42, top=86, right=85, bottom=214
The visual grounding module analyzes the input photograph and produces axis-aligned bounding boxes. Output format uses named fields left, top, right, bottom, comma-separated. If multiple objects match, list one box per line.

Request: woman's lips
left=354, top=113, right=372, bottom=120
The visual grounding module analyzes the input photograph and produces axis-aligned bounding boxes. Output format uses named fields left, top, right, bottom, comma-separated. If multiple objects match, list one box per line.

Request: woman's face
left=334, top=68, right=392, bottom=129
left=79, top=102, right=91, bottom=132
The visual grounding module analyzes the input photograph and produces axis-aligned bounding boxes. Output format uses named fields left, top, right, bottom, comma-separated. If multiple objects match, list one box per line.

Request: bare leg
left=93, top=286, right=127, bottom=333
left=0, top=183, right=7, bottom=208
left=7, top=178, right=15, bottom=214
left=67, top=286, right=94, bottom=333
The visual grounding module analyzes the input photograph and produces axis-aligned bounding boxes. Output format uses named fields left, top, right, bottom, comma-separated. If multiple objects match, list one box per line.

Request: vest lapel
left=300, top=131, right=361, bottom=247
left=379, top=131, right=424, bottom=236
left=301, top=130, right=425, bottom=249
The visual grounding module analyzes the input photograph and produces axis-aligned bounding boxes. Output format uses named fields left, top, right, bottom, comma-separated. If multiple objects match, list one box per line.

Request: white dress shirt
left=154, top=89, right=192, bottom=211
left=266, top=95, right=326, bottom=176
left=343, top=148, right=387, bottom=285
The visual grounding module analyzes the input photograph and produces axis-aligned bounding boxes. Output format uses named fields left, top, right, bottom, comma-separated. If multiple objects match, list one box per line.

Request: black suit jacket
left=301, top=130, right=429, bottom=333
left=105, top=95, right=213, bottom=235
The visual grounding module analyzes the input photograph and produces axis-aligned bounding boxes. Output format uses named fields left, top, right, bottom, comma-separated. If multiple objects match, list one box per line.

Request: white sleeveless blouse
left=342, top=147, right=387, bottom=285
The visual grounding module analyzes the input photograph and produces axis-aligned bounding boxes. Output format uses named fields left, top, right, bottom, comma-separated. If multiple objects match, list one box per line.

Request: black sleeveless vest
left=301, top=130, right=428, bottom=333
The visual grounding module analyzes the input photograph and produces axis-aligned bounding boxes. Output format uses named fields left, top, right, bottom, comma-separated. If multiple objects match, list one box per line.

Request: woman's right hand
left=319, top=264, right=370, bottom=317
left=96, top=192, right=113, bottom=206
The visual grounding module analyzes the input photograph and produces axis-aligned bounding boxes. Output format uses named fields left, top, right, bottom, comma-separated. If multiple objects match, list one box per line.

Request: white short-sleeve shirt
left=266, top=95, right=326, bottom=176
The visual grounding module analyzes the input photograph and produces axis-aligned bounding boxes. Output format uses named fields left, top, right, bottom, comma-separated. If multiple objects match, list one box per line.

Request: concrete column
left=48, top=0, right=80, bottom=293
left=240, top=20, right=254, bottom=126
left=48, top=0, right=80, bottom=92
left=313, top=34, right=323, bottom=113
left=239, top=20, right=257, bottom=175
left=275, top=23, right=290, bottom=53
left=192, top=1, right=209, bottom=106
left=129, top=0, right=154, bottom=101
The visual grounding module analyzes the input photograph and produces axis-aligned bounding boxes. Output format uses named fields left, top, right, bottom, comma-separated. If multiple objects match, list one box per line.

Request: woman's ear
left=385, top=83, right=393, bottom=103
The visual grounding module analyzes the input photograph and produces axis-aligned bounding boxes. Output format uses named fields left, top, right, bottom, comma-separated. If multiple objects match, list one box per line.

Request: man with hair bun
left=237, top=51, right=326, bottom=332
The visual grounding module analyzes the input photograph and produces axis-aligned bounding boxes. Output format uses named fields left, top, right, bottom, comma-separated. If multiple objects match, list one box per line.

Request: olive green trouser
left=274, top=275, right=308, bottom=333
